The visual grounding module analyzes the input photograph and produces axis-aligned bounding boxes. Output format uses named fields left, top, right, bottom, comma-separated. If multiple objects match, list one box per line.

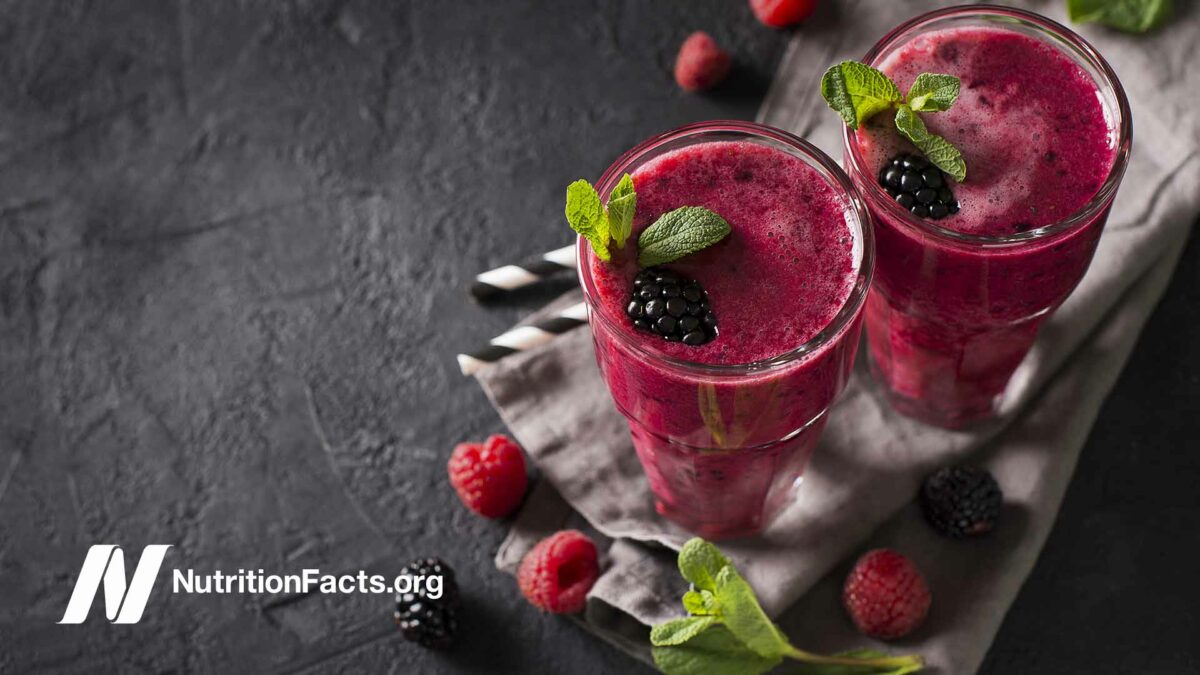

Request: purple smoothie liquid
left=854, top=26, right=1118, bottom=426
left=587, top=140, right=863, bottom=538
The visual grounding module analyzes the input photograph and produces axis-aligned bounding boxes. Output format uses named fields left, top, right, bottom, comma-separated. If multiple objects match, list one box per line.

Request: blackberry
left=627, top=267, right=716, bottom=345
left=919, top=466, right=1002, bottom=538
left=395, top=557, right=460, bottom=649
left=879, top=153, right=959, bottom=221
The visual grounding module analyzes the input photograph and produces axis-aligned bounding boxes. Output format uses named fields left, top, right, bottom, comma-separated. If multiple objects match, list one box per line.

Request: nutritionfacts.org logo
left=59, top=544, right=444, bottom=624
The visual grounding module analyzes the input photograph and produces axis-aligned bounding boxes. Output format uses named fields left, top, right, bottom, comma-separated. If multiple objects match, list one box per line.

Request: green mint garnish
left=607, top=173, right=637, bottom=249
left=651, top=538, right=925, bottom=675
left=678, top=536, right=730, bottom=589
left=637, top=206, right=730, bottom=268
left=565, top=173, right=638, bottom=261
left=565, top=179, right=611, bottom=261
left=821, top=60, right=967, bottom=182
left=906, top=73, right=960, bottom=113
left=654, top=623, right=781, bottom=675
left=1067, top=0, right=1172, bottom=33
left=566, top=176, right=730, bottom=267
left=820, top=61, right=903, bottom=130
left=894, top=105, right=967, bottom=182
left=651, top=616, right=720, bottom=646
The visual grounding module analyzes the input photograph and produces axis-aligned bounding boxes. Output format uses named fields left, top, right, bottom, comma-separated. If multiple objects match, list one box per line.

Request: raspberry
left=517, top=530, right=600, bottom=614
left=749, top=0, right=818, bottom=28
left=674, top=31, right=732, bottom=92
left=843, top=549, right=931, bottom=640
left=447, top=434, right=528, bottom=518
left=920, top=465, right=1002, bottom=537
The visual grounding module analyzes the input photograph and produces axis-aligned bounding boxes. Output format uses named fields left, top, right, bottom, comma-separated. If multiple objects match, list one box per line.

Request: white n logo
left=59, top=545, right=172, bottom=624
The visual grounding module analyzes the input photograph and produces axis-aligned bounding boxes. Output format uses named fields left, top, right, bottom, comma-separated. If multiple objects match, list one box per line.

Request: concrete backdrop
left=1, top=1, right=1196, bottom=673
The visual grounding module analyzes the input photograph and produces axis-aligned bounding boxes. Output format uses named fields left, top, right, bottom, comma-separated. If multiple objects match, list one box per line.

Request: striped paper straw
left=470, top=245, right=578, bottom=299
left=457, top=301, right=588, bottom=376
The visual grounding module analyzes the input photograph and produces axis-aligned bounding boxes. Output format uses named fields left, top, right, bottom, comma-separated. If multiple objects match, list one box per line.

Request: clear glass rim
left=578, top=120, right=875, bottom=376
left=842, top=4, right=1133, bottom=247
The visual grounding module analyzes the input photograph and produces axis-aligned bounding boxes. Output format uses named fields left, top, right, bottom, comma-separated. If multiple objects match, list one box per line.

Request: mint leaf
left=651, top=616, right=718, bottom=646
left=683, top=589, right=719, bottom=616
left=820, top=61, right=904, bottom=129
left=894, top=105, right=967, bottom=182
left=713, top=565, right=790, bottom=659
left=906, top=73, right=960, bottom=112
left=678, top=538, right=732, bottom=592
left=606, top=173, right=636, bottom=249
left=819, top=60, right=968, bottom=183
left=566, top=179, right=610, bottom=261
left=652, top=624, right=782, bottom=675
left=1067, top=0, right=1172, bottom=32
left=637, top=206, right=730, bottom=268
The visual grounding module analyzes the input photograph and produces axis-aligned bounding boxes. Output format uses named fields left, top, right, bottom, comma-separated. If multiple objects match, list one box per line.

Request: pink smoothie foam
left=859, top=26, right=1115, bottom=236
left=591, top=141, right=857, bottom=364
left=586, top=140, right=863, bottom=538
left=853, top=25, right=1119, bottom=426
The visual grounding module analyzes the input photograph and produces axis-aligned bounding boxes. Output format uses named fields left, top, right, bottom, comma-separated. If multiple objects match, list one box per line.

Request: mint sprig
left=906, top=74, right=960, bottom=113
left=894, top=106, right=966, bottom=183
left=1067, top=0, right=1172, bottom=33
left=637, top=206, right=731, bottom=268
left=565, top=173, right=638, bottom=261
left=566, top=180, right=610, bottom=261
left=651, top=539, right=924, bottom=675
left=821, top=61, right=967, bottom=182
left=654, top=623, right=781, bottom=675
left=820, top=61, right=903, bottom=131
left=566, top=176, right=730, bottom=266
left=607, top=173, right=637, bottom=248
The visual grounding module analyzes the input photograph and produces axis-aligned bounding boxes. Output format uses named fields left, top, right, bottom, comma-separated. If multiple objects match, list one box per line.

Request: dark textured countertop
left=1, top=1, right=1196, bottom=673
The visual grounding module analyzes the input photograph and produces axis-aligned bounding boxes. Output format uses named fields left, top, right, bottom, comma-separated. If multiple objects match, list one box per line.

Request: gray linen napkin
left=478, top=1, right=1200, bottom=672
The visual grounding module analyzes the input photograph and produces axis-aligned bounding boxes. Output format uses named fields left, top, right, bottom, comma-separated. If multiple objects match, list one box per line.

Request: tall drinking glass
left=843, top=6, right=1132, bottom=427
left=579, top=121, right=873, bottom=538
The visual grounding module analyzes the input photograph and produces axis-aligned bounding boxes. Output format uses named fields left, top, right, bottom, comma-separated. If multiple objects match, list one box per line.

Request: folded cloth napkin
left=477, top=1, right=1200, bottom=672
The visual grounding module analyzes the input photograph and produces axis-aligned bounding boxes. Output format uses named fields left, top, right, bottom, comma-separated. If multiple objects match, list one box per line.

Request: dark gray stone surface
left=0, top=1, right=1195, bottom=674
left=0, top=1, right=778, bottom=673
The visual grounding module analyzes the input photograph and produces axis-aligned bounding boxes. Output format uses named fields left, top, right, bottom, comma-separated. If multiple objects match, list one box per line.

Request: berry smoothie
left=580, top=123, right=872, bottom=538
left=846, top=9, right=1129, bottom=427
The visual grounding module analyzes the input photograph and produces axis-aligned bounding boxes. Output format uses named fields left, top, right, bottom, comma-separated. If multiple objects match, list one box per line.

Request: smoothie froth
left=858, top=26, right=1116, bottom=236
left=590, top=141, right=857, bottom=365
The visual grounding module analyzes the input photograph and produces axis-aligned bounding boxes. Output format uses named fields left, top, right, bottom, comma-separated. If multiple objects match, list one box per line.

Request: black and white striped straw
left=457, top=301, right=588, bottom=376
left=470, top=244, right=578, bottom=300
